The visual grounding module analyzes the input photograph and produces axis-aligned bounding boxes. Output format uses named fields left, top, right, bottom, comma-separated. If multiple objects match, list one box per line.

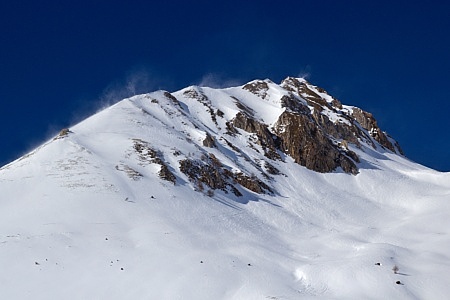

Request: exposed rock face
left=230, top=108, right=358, bottom=174
left=202, top=133, right=216, bottom=148
left=273, top=111, right=358, bottom=174
left=280, top=94, right=310, bottom=114
left=279, top=77, right=401, bottom=163
left=159, top=165, right=176, bottom=184
left=280, top=78, right=369, bottom=149
left=179, top=158, right=234, bottom=193
left=132, top=139, right=176, bottom=184
left=54, top=128, right=72, bottom=140
left=352, top=108, right=404, bottom=154
left=310, top=110, right=365, bottom=148
left=233, top=172, right=272, bottom=194
left=179, top=154, right=272, bottom=196
left=242, top=80, right=270, bottom=99
left=225, top=77, right=401, bottom=175
left=281, top=77, right=333, bottom=111
left=232, top=112, right=280, bottom=160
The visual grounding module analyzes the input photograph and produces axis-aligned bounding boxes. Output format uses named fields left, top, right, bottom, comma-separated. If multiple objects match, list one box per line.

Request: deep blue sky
left=1, top=1, right=449, bottom=171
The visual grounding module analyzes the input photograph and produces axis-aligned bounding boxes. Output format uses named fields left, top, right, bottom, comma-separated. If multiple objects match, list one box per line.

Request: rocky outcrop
left=234, top=172, right=272, bottom=194
left=310, top=110, right=370, bottom=149
left=232, top=112, right=280, bottom=160
left=352, top=108, right=403, bottom=154
left=54, top=128, right=72, bottom=140
left=227, top=106, right=359, bottom=174
left=273, top=111, right=358, bottom=174
left=280, top=94, right=311, bottom=114
left=176, top=76, right=403, bottom=178
left=281, top=77, right=332, bottom=111
left=281, top=77, right=344, bottom=110
left=280, top=77, right=402, bottom=160
left=243, top=80, right=270, bottom=99
left=232, top=77, right=369, bottom=174
left=179, top=153, right=272, bottom=196
left=159, top=164, right=176, bottom=184
left=202, top=133, right=216, bottom=148
left=132, top=139, right=176, bottom=183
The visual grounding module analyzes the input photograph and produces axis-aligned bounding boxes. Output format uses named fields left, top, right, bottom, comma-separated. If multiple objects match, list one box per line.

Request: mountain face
left=34, top=77, right=403, bottom=194
left=1, top=77, right=449, bottom=299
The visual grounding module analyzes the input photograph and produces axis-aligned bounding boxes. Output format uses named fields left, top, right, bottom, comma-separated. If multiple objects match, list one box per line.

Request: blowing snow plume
left=198, top=73, right=244, bottom=89
left=98, top=69, right=160, bottom=108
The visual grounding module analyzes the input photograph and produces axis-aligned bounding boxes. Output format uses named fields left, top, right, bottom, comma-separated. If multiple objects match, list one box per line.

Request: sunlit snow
left=1, top=79, right=449, bottom=299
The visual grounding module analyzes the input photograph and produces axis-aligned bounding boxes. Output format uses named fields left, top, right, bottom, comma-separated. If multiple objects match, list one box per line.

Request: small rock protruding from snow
left=54, top=128, right=72, bottom=140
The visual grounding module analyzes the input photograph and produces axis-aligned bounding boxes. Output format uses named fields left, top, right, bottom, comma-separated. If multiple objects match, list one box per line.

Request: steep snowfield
left=1, top=80, right=449, bottom=299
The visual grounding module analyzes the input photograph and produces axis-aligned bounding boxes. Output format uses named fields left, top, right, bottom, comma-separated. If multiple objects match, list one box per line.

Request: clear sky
left=1, top=1, right=449, bottom=171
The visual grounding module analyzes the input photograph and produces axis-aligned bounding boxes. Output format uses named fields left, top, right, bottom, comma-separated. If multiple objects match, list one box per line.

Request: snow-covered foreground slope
left=1, top=78, right=449, bottom=299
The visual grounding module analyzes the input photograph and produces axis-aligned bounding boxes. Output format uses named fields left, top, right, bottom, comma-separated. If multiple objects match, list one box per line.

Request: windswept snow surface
left=1, top=81, right=450, bottom=299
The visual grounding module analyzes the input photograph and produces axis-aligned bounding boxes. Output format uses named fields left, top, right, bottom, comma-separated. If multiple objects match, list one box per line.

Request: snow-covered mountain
left=1, top=77, right=449, bottom=299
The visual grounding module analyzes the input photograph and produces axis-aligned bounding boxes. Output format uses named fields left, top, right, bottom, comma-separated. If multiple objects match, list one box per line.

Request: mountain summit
left=1, top=77, right=449, bottom=299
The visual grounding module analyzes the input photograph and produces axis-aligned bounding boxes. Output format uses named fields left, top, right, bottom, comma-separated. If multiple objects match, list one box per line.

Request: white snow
left=1, top=79, right=449, bottom=299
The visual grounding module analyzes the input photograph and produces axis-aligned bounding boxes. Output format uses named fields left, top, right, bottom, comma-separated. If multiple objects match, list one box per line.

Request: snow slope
left=1, top=78, right=449, bottom=299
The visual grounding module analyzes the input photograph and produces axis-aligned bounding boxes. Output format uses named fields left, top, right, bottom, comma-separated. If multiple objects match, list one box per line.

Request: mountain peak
left=1, top=76, right=406, bottom=191
left=3, top=76, right=403, bottom=179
